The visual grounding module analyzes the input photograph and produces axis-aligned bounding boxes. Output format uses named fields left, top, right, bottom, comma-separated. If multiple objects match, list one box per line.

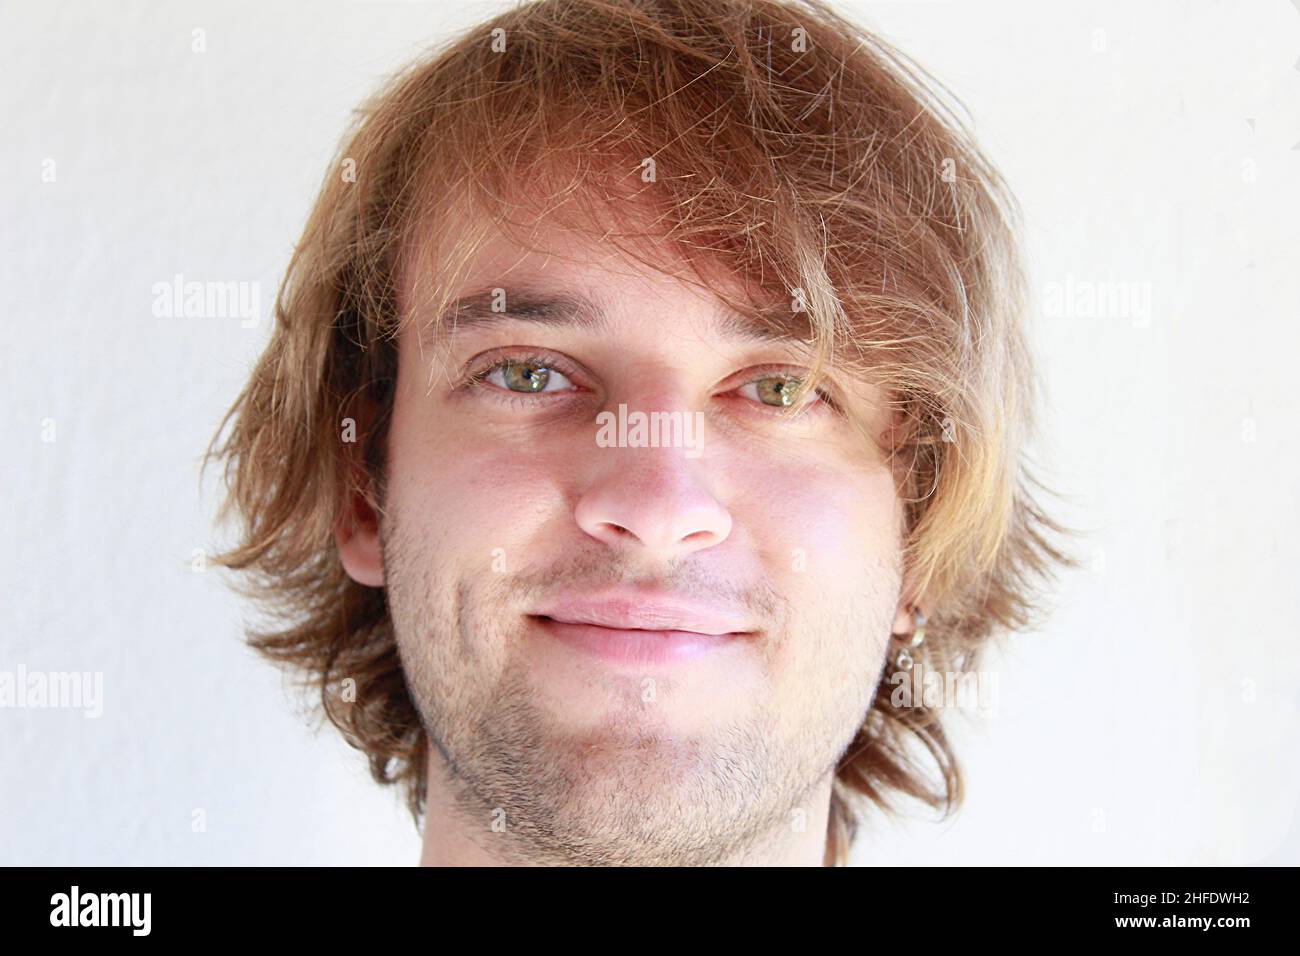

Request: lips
left=529, top=588, right=755, bottom=664
left=532, top=588, right=754, bottom=635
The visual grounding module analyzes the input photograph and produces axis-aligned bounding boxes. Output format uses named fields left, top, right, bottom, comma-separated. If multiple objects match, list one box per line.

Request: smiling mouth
left=527, top=615, right=747, bottom=665
left=530, top=613, right=746, bottom=637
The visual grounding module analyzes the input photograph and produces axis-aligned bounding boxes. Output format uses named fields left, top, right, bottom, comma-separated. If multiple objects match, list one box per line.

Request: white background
left=2, top=0, right=1297, bottom=865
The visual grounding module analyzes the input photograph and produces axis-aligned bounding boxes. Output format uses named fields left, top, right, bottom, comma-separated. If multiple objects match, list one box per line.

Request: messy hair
left=205, top=0, right=1078, bottom=865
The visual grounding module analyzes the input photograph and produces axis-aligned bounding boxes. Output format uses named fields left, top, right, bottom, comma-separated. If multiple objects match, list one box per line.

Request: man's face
left=353, top=216, right=908, bottom=865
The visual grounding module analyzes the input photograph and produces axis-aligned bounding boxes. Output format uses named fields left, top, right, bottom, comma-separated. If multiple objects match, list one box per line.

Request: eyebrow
left=425, top=286, right=806, bottom=346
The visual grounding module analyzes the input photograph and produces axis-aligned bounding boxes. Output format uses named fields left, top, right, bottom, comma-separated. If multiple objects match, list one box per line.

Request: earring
left=892, top=608, right=926, bottom=672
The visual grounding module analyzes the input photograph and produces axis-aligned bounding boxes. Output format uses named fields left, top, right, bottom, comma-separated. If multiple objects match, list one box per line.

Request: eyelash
left=460, top=350, right=838, bottom=415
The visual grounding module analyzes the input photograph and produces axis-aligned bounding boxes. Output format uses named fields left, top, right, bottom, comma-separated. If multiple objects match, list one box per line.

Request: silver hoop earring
left=893, top=609, right=926, bottom=672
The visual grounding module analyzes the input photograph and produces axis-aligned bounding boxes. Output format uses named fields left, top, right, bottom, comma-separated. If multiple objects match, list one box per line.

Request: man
left=207, top=0, right=1075, bottom=866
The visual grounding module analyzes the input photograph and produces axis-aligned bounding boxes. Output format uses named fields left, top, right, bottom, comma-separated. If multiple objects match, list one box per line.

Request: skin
left=336, top=214, right=922, bottom=866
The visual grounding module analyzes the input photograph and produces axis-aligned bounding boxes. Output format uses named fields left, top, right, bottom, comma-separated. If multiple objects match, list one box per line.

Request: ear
left=335, top=398, right=385, bottom=588
left=891, top=569, right=926, bottom=636
left=891, top=602, right=909, bottom=636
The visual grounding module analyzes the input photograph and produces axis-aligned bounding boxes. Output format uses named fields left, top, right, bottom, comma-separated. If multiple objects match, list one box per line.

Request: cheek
left=733, top=459, right=901, bottom=583
left=734, top=463, right=900, bottom=739
left=388, top=400, right=576, bottom=554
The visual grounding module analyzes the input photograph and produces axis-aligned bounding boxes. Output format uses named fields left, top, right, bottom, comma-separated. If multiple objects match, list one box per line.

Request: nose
left=574, top=446, right=733, bottom=560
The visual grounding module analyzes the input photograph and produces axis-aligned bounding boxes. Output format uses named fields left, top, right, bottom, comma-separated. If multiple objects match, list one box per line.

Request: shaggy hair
left=205, top=0, right=1078, bottom=865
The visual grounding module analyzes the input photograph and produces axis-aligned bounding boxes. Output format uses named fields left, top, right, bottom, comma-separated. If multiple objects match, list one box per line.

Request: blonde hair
left=205, top=0, right=1078, bottom=866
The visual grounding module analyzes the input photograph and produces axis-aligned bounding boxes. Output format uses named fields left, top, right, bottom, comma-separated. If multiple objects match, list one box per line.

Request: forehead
left=399, top=201, right=814, bottom=351
left=423, top=285, right=814, bottom=353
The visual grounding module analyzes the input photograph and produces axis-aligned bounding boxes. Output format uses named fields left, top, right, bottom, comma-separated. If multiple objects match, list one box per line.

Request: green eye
left=491, top=360, right=570, bottom=393
left=751, top=375, right=804, bottom=407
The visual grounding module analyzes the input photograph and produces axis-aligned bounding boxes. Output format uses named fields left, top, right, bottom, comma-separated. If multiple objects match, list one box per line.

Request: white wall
left=2, top=0, right=1296, bottom=865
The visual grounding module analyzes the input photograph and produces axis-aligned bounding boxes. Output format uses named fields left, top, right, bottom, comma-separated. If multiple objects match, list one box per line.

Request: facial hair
left=381, top=512, right=894, bottom=866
